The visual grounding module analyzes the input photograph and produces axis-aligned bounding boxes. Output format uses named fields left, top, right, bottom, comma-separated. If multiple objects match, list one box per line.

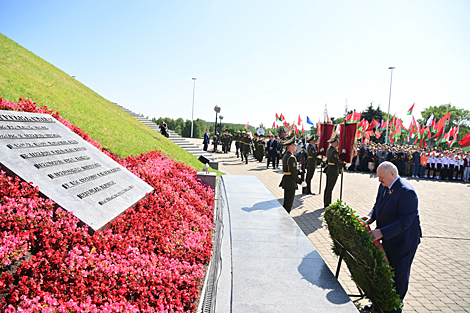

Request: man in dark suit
left=203, top=129, right=210, bottom=151
left=266, top=134, right=278, bottom=169
left=279, top=137, right=301, bottom=213
left=362, top=161, right=421, bottom=312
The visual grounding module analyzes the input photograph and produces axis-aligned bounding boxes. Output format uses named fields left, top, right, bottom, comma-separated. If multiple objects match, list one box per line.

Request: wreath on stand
left=323, top=200, right=402, bottom=312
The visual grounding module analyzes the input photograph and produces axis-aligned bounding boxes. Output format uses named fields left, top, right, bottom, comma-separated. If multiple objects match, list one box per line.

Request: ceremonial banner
left=318, top=123, right=334, bottom=157
left=338, top=123, right=358, bottom=163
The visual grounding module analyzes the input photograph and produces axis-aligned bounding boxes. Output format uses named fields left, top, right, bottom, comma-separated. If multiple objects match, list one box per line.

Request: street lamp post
left=219, top=115, right=224, bottom=134
left=385, top=67, right=395, bottom=143
left=213, top=106, right=221, bottom=152
left=191, top=78, right=197, bottom=138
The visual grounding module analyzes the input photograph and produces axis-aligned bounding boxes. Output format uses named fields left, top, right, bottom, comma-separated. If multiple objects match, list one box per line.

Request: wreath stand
left=334, top=239, right=384, bottom=313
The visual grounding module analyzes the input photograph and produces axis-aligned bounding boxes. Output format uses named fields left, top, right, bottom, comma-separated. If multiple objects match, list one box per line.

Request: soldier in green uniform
left=305, top=134, right=320, bottom=195
left=279, top=137, right=301, bottom=213
left=228, top=130, right=233, bottom=152
left=257, top=135, right=265, bottom=162
left=242, top=132, right=252, bottom=164
left=240, top=131, right=246, bottom=162
left=234, top=131, right=241, bottom=158
left=323, top=134, right=347, bottom=208
left=253, top=134, right=259, bottom=161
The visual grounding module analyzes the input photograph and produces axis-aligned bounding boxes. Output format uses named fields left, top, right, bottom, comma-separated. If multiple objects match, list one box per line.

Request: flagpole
left=319, top=104, right=327, bottom=195
left=385, top=67, right=395, bottom=144
left=340, top=102, right=348, bottom=201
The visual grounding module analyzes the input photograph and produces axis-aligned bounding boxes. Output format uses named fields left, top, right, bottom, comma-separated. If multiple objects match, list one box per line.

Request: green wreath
left=324, top=200, right=402, bottom=311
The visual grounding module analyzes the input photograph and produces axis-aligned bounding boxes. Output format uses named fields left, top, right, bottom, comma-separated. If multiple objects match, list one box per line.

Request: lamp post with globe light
left=213, top=106, right=221, bottom=152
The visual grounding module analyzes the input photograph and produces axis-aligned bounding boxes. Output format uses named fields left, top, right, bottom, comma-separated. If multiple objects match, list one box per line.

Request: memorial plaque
left=0, top=110, right=154, bottom=231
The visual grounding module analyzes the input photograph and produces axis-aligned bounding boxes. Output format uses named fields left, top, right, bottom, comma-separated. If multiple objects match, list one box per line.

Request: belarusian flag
left=279, top=113, right=285, bottom=121
left=244, top=122, right=249, bottom=129
left=297, top=115, right=302, bottom=125
left=458, top=133, right=470, bottom=150
left=275, top=113, right=280, bottom=121
left=346, top=112, right=362, bottom=123
left=407, top=103, right=415, bottom=115
left=272, top=121, right=276, bottom=129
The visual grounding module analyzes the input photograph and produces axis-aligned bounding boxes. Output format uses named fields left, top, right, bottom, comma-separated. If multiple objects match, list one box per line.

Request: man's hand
left=368, top=229, right=383, bottom=241
left=342, top=149, right=346, bottom=154
left=359, top=216, right=372, bottom=224
left=320, top=148, right=324, bottom=152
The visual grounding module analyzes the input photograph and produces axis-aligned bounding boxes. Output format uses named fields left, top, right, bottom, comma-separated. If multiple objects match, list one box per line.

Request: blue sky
left=1, top=0, right=469, bottom=129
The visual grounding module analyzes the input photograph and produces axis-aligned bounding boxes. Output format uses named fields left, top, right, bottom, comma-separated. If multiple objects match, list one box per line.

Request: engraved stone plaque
left=0, top=110, right=154, bottom=231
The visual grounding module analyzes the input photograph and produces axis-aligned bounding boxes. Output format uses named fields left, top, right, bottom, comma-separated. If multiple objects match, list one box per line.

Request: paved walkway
left=188, top=139, right=470, bottom=313
left=215, top=175, right=358, bottom=312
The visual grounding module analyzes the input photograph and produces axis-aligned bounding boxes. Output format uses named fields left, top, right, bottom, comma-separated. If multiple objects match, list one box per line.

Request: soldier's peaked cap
left=328, top=134, right=339, bottom=143
left=307, top=134, right=318, bottom=142
left=283, top=137, right=297, bottom=146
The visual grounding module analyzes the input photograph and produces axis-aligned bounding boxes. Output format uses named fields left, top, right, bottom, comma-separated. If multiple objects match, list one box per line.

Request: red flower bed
left=0, top=97, right=215, bottom=312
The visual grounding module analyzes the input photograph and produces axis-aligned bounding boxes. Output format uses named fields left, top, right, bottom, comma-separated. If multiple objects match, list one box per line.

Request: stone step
left=112, top=103, right=219, bottom=169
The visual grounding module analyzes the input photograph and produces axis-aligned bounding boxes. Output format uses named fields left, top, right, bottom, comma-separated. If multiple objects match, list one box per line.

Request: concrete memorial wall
left=0, top=110, right=154, bottom=231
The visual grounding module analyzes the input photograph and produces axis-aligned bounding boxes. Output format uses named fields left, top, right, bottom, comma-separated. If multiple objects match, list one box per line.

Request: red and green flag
left=458, top=133, right=470, bottom=150
left=406, top=103, right=415, bottom=115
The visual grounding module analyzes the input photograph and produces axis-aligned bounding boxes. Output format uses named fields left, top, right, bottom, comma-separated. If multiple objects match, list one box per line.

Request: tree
left=361, top=103, right=385, bottom=123
left=419, top=104, right=470, bottom=144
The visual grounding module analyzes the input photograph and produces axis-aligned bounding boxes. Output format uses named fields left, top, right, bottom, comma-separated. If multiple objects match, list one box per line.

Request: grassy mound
left=0, top=33, right=213, bottom=172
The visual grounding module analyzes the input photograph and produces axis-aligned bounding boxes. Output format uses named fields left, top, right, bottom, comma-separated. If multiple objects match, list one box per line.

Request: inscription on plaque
left=20, top=147, right=87, bottom=159
left=0, top=110, right=153, bottom=231
left=8, top=140, right=78, bottom=149
left=0, top=133, right=61, bottom=139
left=34, top=155, right=90, bottom=169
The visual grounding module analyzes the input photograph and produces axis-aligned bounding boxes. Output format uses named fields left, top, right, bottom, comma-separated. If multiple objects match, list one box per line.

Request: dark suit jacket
left=266, top=139, right=278, bottom=156
left=368, top=177, right=421, bottom=261
left=203, top=132, right=210, bottom=144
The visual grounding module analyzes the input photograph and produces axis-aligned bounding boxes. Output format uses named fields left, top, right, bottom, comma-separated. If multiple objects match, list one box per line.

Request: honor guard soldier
left=242, top=131, right=252, bottom=164
left=228, top=130, right=233, bottom=152
left=235, top=131, right=241, bottom=157
left=305, top=134, right=320, bottom=195
left=279, top=137, right=301, bottom=213
left=323, top=134, right=347, bottom=208
left=253, top=134, right=259, bottom=161
left=257, top=135, right=265, bottom=162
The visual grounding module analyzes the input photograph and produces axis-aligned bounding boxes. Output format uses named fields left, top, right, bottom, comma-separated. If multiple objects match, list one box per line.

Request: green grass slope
left=0, top=33, right=213, bottom=172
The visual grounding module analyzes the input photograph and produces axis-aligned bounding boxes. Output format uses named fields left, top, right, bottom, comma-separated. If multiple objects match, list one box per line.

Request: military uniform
left=242, top=133, right=252, bottom=164
left=234, top=132, right=241, bottom=157
left=279, top=137, right=301, bottom=213
left=257, top=136, right=265, bottom=162
left=305, top=135, right=319, bottom=195
left=323, top=135, right=346, bottom=208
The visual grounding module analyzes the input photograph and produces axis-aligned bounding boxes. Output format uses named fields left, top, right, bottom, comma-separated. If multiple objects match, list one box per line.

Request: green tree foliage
left=152, top=117, right=206, bottom=138
left=419, top=104, right=470, bottom=144
left=362, top=103, right=385, bottom=123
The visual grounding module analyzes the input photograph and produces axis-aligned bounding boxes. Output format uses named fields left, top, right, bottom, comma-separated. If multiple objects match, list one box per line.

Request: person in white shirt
left=426, top=154, right=435, bottom=178
left=463, top=153, right=470, bottom=182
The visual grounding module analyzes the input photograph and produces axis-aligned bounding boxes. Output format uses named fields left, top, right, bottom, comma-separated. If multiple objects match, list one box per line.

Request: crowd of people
left=349, top=142, right=470, bottom=182
left=208, top=129, right=470, bottom=183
